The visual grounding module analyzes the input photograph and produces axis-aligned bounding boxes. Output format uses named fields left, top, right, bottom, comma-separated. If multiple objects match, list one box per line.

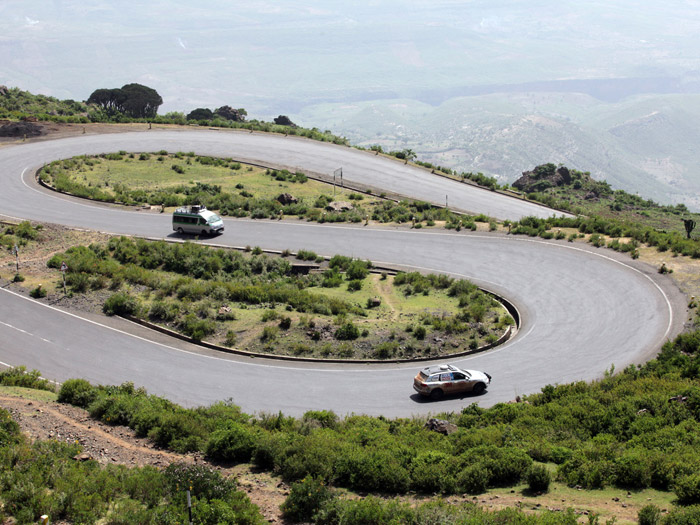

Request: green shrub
left=280, top=476, right=335, bottom=523
left=303, top=410, right=338, bottom=429
left=103, top=292, right=138, bottom=315
left=335, top=322, right=359, bottom=340
left=410, top=451, right=457, bottom=493
left=347, top=279, right=362, bottom=292
left=322, top=270, right=343, bottom=288
left=0, top=366, right=55, bottom=392
left=638, top=504, right=661, bottom=525
left=180, top=314, right=215, bottom=341
left=525, top=463, right=551, bottom=493
left=346, top=260, right=369, bottom=280
left=296, top=249, right=317, bottom=261
left=205, top=421, right=256, bottom=463
left=456, top=464, right=490, bottom=494
left=615, top=447, right=653, bottom=488
left=29, top=285, right=47, bottom=298
left=67, top=271, right=90, bottom=292
left=13, top=220, right=39, bottom=240
left=334, top=448, right=411, bottom=493
left=148, top=415, right=205, bottom=453
left=0, top=405, right=20, bottom=441
left=459, top=445, right=531, bottom=486
left=373, top=341, right=398, bottom=359
left=675, top=473, right=700, bottom=505
left=163, top=462, right=237, bottom=501
left=224, top=330, right=237, bottom=346
left=261, top=325, right=278, bottom=342
left=662, top=505, right=700, bottom=524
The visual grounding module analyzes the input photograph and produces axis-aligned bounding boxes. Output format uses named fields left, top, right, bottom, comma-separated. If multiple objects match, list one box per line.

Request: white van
left=172, top=205, right=224, bottom=235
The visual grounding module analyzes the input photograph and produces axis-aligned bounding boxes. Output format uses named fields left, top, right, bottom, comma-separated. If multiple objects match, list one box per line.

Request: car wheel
left=177, top=227, right=184, bottom=234
left=473, top=383, right=486, bottom=395
left=202, top=230, right=208, bottom=236
left=430, top=389, right=444, bottom=400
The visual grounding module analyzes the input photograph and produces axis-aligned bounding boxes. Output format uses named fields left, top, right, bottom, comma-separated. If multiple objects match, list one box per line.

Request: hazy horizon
left=4, top=1, right=700, bottom=206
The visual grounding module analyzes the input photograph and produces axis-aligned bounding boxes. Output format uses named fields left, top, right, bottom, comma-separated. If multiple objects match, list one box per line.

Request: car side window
left=453, top=372, right=465, bottom=380
left=440, top=373, right=452, bottom=381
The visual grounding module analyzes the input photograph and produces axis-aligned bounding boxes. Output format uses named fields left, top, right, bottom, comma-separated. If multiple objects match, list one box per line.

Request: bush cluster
left=11, top=324, right=700, bottom=515
left=0, top=413, right=263, bottom=524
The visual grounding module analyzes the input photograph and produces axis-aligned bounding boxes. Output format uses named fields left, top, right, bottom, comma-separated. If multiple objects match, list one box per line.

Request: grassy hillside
left=0, top=86, right=88, bottom=120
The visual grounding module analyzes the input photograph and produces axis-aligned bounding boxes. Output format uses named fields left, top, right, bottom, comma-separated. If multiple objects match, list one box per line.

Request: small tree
left=186, top=107, right=214, bottom=121
left=120, top=83, right=163, bottom=118
left=684, top=218, right=696, bottom=239
left=87, top=88, right=127, bottom=117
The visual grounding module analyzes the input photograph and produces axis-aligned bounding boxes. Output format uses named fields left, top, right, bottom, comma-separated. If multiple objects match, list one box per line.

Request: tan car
left=413, top=364, right=491, bottom=400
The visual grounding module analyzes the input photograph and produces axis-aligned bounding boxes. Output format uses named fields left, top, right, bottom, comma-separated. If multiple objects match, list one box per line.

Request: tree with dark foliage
left=273, top=115, right=296, bottom=127
left=186, top=108, right=214, bottom=121
left=87, top=84, right=162, bottom=119
left=86, top=88, right=127, bottom=117
left=119, top=83, right=162, bottom=118
left=684, top=218, right=696, bottom=239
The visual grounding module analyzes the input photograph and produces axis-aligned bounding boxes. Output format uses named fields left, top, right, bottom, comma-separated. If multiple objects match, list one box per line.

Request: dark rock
left=0, top=121, right=43, bottom=137
left=512, top=164, right=571, bottom=193
left=277, top=193, right=298, bottom=205
left=424, top=418, right=458, bottom=435
left=368, top=297, right=382, bottom=307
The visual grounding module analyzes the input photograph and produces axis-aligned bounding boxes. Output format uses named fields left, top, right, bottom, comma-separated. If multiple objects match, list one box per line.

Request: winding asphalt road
left=0, top=129, right=687, bottom=417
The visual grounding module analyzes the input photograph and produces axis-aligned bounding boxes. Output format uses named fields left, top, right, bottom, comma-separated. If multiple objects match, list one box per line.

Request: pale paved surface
left=0, top=131, right=686, bottom=417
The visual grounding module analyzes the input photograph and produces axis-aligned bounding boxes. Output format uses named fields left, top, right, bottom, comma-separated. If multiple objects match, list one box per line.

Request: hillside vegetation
left=2, top=325, right=700, bottom=523
left=0, top=86, right=349, bottom=145
left=299, top=92, right=700, bottom=210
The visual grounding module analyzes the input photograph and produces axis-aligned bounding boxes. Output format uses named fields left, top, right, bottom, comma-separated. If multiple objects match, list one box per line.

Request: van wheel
left=473, top=383, right=486, bottom=395
left=177, top=227, right=184, bottom=234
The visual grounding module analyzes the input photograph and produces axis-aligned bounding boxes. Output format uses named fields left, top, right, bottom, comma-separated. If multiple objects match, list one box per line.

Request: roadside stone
left=325, top=201, right=353, bottom=212
left=277, top=193, right=297, bottom=205
left=424, top=418, right=458, bottom=435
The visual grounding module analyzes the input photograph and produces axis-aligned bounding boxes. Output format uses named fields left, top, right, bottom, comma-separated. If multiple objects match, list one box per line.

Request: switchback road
left=0, top=130, right=686, bottom=416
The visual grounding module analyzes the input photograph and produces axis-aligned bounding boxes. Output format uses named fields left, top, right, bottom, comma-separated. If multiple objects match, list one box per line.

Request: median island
left=37, top=151, right=496, bottom=228
left=49, top=236, right=513, bottom=360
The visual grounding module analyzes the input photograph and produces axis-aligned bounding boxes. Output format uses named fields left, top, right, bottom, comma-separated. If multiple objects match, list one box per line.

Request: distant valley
left=294, top=89, right=700, bottom=210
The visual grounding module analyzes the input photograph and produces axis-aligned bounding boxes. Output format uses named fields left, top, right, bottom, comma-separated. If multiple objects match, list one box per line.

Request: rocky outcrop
left=277, top=193, right=298, bottom=205
left=512, top=164, right=571, bottom=193
left=0, top=121, right=43, bottom=137
left=424, top=418, right=458, bottom=435
left=325, top=201, right=353, bottom=212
